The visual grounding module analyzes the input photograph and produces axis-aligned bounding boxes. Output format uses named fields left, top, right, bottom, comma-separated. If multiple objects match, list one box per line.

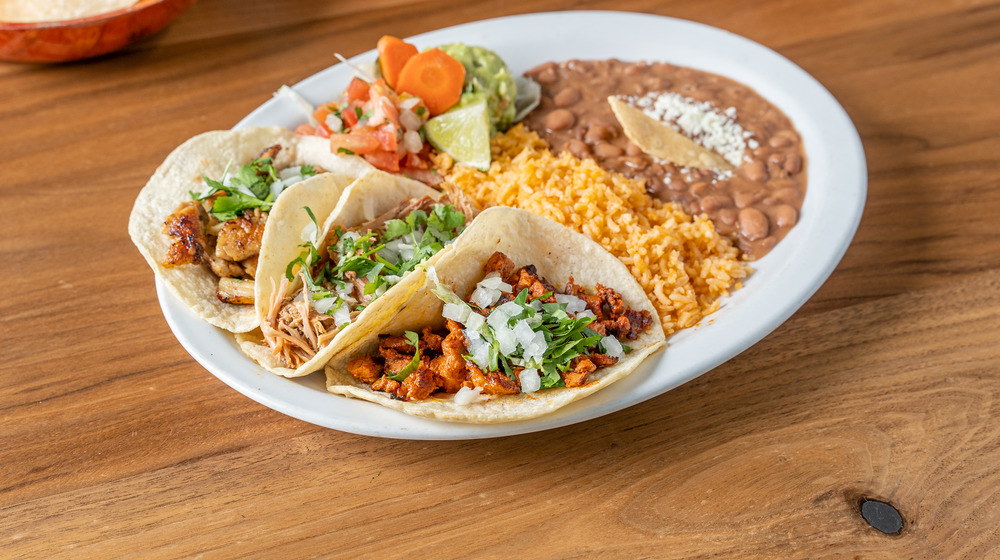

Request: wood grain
left=3, top=0, right=1000, bottom=557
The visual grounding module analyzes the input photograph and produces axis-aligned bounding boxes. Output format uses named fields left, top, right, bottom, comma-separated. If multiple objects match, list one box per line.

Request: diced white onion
left=398, top=242, right=415, bottom=262
left=453, top=386, right=485, bottom=405
left=555, top=293, right=588, bottom=314
left=312, top=296, right=338, bottom=314
left=494, top=325, right=518, bottom=356
left=325, top=114, right=343, bottom=133
left=400, top=109, right=422, bottom=131
left=577, top=309, right=597, bottom=320
left=399, top=97, right=421, bottom=110
left=402, top=129, right=423, bottom=153
left=465, top=312, right=485, bottom=333
left=442, top=302, right=472, bottom=324
left=486, top=306, right=511, bottom=330
left=601, top=335, right=624, bottom=359
left=333, top=303, right=352, bottom=326
left=269, top=179, right=287, bottom=199
left=478, top=272, right=505, bottom=290
left=496, top=301, right=523, bottom=318
left=518, top=368, right=541, bottom=393
left=468, top=336, right=490, bottom=368
left=279, top=167, right=303, bottom=180
left=464, top=326, right=481, bottom=342
left=513, top=319, right=535, bottom=348
left=336, top=231, right=360, bottom=252
left=470, top=286, right=501, bottom=309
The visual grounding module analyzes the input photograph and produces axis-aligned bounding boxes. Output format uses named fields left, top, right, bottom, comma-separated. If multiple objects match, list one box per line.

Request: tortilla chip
left=238, top=169, right=448, bottom=377
left=128, top=127, right=372, bottom=333
left=324, top=207, right=666, bottom=423
left=608, top=96, right=734, bottom=172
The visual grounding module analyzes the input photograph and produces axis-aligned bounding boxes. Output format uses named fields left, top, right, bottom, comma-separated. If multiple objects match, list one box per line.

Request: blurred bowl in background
left=0, top=0, right=196, bottom=63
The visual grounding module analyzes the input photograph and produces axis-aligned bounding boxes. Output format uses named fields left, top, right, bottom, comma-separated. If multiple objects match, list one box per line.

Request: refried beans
left=522, top=59, right=807, bottom=259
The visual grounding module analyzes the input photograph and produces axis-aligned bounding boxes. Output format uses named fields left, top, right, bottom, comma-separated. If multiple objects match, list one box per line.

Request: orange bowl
left=0, top=0, right=196, bottom=63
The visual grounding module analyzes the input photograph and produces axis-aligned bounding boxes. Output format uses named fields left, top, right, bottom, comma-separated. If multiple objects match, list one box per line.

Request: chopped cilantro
left=190, top=156, right=295, bottom=221
left=438, top=285, right=610, bottom=390
left=281, top=202, right=467, bottom=334
left=389, top=331, right=421, bottom=381
left=337, top=147, right=355, bottom=155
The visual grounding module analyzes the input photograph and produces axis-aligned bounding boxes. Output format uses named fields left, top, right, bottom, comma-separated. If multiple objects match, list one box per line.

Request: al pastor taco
left=324, top=207, right=666, bottom=423
left=128, top=126, right=374, bottom=333
left=236, top=169, right=477, bottom=377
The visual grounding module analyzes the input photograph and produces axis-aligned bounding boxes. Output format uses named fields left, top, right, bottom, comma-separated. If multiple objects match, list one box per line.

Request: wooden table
left=3, top=0, right=999, bottom=557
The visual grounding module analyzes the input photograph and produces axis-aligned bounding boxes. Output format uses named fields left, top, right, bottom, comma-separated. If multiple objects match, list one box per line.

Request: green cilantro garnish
left=189, top=156, right=293, bottom=221
left=438, top=285, right=608, bottom=390
left=337, top=147, right=355, bottom=155
left=282, top=202, right=467, bottom=330
left=389, top=331, right=421, bottom=381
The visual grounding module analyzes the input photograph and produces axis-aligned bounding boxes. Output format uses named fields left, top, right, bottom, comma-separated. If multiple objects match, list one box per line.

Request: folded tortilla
left=324, top=207, right=666, bottom=423
left=236, top=169, right=451, bottom=377
left=608, top=96, right=734, bottom=172
left=129, top=126, right=376, bottom=333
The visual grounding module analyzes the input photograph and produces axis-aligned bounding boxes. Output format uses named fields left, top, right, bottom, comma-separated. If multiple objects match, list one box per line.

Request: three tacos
left=131, top=128, right=665, bottom=423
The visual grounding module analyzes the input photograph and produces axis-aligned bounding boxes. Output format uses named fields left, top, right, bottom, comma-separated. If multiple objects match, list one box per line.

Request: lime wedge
left=424, top=100, right=491, bottom=171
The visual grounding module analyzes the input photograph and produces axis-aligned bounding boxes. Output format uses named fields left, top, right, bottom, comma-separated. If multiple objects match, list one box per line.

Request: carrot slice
left=394, top=48, right=466, bottom=116
left=377, top=36, right=418, bottom=90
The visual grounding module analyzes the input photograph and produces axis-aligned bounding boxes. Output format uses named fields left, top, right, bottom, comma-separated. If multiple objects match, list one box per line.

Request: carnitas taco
left=324, top=207, right=666, bottom=423
left=128, top=126, right=373, bottom=333
left=236, top=169, right=477, bottom=377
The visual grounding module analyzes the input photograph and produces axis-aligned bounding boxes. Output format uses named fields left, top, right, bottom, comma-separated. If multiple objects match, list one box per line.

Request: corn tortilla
left=237, top=169, right=448, bottom=377
left=324, top=207, right=666, bottom=423
left=128, top=126, right=373, bottom=333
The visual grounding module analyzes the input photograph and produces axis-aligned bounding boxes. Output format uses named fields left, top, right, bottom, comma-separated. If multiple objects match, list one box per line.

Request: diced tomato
left=341, top=102, right=364, bottom=128
left=373, top=124, right=399, bottom=153
left=404, top=151, right=428, bottom=170
left=294, top=124, right=316, bottom=136
left=329, top=133, right=382, bottom=155
left=363, top=150, right=401, bottom=173
left=345, top=77, right=371, bottom=104
left=379, top=97, right=401, bottom=130
left=314, top=124, right=332, bottom=139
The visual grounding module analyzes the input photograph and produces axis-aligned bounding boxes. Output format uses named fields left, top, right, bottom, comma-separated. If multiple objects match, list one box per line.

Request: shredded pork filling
left=261, top=196, right=467, bottom=369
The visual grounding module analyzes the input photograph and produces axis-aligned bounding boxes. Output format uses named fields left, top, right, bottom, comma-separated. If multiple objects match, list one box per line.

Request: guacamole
left=437, top=43, right=517, bottom=135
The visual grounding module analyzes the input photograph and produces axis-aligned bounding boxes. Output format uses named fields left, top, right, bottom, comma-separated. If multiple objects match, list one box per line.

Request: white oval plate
left=157, top=11, right=866, bottom=439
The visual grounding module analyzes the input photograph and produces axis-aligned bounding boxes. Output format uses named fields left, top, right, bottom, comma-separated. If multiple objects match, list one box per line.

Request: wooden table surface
left=3, top=0, right=999, bottom=557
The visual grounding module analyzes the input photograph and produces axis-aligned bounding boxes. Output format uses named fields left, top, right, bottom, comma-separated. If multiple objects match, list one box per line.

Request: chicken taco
left=128, top=126, right=374, bottom=333
left=324, top=207, right=666, bottom=423
left=236, top=169, right=478, bottom=378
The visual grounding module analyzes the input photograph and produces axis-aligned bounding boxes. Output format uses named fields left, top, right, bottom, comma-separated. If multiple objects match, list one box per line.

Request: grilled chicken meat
left=215, top=209, right=266, bottom=262
left=217, top=277, right=255, bottom=305
left=163, top=201, right=209, bottom=266
left=162, top=195, right=268, bottom=305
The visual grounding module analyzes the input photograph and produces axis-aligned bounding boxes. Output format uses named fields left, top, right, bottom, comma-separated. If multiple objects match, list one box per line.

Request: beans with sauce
left=522, top=59, right=807, bottom=260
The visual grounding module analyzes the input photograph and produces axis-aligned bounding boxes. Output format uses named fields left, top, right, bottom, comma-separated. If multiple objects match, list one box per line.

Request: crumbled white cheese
left=626, top=92, right=750, bottom=168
